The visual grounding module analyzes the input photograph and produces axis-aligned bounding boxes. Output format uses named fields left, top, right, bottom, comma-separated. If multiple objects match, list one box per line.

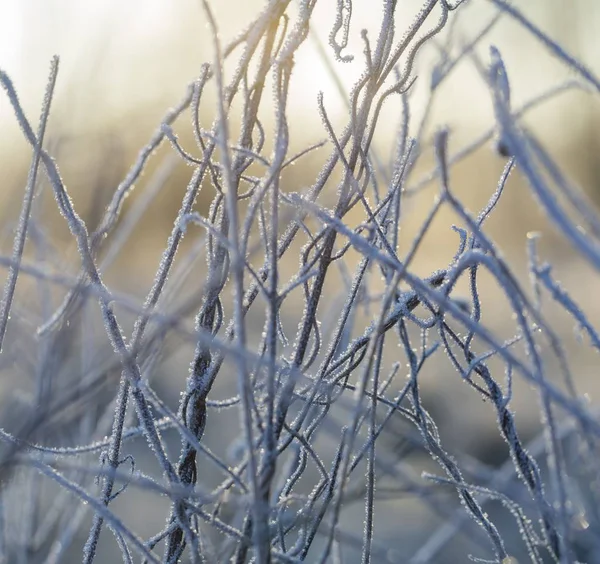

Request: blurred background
left=0, top=0, right=599, bottom=561
left=1, top=0, right=599, bottom=272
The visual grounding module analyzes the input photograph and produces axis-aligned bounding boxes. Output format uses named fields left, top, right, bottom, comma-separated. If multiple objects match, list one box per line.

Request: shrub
left=0, top=1, right=599, bottom=562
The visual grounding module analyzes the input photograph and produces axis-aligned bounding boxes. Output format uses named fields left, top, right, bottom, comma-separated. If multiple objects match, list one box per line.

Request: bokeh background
left=1, top=1, right=599, bottom=561
left=1, top=0, right=599, bottom=277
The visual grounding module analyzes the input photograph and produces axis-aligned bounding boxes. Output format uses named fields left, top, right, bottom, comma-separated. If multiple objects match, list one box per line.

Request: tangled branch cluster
left=0, top=1, right=599, bottom=562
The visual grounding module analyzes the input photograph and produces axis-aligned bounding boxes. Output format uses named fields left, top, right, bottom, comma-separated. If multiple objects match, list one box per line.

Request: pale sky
left=0, top=0, right=597, bottom=152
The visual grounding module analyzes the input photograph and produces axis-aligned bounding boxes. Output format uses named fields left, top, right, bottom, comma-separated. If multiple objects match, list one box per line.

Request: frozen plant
left=0, top=1, right=599, bottom=563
